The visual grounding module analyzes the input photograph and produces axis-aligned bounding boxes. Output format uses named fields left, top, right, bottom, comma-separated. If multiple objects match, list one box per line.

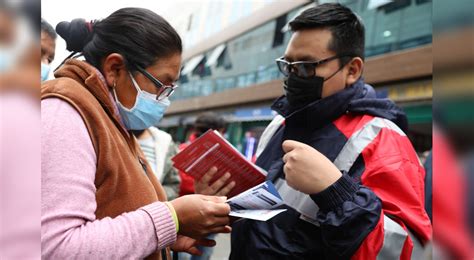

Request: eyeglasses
left=275, top=55, right=349, bottom=78
left=134, top=65, right=178, bottom=101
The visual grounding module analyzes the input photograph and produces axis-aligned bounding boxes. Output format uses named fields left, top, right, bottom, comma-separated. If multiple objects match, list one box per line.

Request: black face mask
left=283, top=65, right=346, bottom=107
left=284, top=74, right=324, bottom=107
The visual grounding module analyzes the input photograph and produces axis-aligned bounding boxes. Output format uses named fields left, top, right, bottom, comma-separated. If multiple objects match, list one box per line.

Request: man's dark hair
left=289, top=3, right=365, bottom=63
left=55, top=7, right=182, bottom=71
left=194, top=112, right=226, bottom=137
left=41, top=18, right=57, bottom=40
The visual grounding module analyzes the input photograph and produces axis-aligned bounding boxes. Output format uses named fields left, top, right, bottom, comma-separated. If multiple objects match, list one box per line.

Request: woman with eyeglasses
left=41, top=8, right=230, bottom=259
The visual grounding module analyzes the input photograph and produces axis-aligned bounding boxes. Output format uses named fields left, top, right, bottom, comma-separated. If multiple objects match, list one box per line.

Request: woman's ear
left=102, top=53, right=126, bottom=88
left=345, top=57, right=364, bottom=86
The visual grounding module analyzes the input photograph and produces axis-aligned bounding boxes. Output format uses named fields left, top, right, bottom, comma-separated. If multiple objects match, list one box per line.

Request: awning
left=206, top=44, right=226, bottom=67
left=228, top=107, right=277, bottom=122
left=402, top=103, right=432, bottom=125
left=181, top=54, right=204, bottom=75
left=157, top=116, right=181, bottom=128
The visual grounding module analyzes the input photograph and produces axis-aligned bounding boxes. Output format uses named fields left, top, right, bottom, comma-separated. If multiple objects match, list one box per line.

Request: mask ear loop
left=324, top=62, right=349, bottom=81
left=114, top=75, right=143, bottom=112
left=128, top=72, right=162, bottom=101
left=323, top=57, right=352, bottom=82
left=128, top=72, right=143, bottom=93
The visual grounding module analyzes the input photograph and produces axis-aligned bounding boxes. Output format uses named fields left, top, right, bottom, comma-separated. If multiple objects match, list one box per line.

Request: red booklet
left=172, top=130, right=267, bottom=198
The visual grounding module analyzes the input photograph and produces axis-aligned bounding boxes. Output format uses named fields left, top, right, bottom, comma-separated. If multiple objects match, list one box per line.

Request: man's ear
left=102, top=53, right=126, bottom=88
left=345, top=57, right=363, bottom=86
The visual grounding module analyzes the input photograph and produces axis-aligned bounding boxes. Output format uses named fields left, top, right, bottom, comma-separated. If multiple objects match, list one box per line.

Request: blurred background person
left=0, top=0, right=41, bottom=258
left=40, top=18, right=56, bottom=81
left=178, top=112, right=230, bottom=197
left=0, top=1, right=38, bottom=93
left=432, top=0, right=474, bottom=258
left=132, top=127, right=181, bottom=200
left=177, top=112, right=232, bottom=260
left=242, top=131, right=257, bottom=162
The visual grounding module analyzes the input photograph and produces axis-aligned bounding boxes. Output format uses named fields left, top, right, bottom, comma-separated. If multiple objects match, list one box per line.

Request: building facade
left=161, top=0, right=433, bottom=155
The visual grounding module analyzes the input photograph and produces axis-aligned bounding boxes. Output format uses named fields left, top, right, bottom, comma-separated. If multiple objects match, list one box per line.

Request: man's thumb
left=282, top=140, right=303, bottom=153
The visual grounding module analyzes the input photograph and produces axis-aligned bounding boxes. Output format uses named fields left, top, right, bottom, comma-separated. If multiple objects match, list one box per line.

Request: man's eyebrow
left=283, top=54, right=319, bottom=62
left=294, top=55, right=320, bottom=62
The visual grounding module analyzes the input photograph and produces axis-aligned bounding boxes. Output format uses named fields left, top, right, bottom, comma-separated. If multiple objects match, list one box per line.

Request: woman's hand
left=194, top=167, right=235, bottom=196
left=171, top=235, right=216, bottom=255
left=170, top=194, right=231, bottom=239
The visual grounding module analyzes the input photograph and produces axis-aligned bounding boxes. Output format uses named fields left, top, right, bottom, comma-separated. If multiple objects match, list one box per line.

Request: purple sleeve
left=41, top=98, right=176, bottom=259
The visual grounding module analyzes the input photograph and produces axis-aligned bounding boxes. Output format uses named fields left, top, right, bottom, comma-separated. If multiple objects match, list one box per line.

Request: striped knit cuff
left=310, top=174, right=359, bottom=212
left=141, top=202, right=177, bottom=250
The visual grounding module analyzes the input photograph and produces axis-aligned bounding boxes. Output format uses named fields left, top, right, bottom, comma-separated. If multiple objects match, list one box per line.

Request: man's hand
left=194, top=167, right=235, bottom=196
left=170, top=194, right=231, bottom=239
left=171, top=235, right=216, bottom=256
left=282, top=140, right=342, bottom=194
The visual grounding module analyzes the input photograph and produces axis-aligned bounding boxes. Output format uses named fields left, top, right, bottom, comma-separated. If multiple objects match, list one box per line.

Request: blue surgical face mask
left=41, top=62, right=51, bottom=81
left=114, top=72, right=170, bottom=130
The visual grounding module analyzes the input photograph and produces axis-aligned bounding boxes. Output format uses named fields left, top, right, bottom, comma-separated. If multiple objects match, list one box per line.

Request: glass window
left=176, top=1, right=432, bottom=100
left=272, top=14, right=287, bottom=48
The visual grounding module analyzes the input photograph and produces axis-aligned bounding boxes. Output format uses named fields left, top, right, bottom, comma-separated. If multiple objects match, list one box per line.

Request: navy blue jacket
left=229, top=79, right=427, bottom=259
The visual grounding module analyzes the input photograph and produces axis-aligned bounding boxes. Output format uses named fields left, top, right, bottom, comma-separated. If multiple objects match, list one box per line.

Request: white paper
left=229, top=209, right=287, bottom=221
left=227, top=181, right=286, bottom=221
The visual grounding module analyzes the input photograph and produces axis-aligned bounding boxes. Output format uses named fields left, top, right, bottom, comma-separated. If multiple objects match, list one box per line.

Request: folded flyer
left=227, top=181, right=286, bottom=221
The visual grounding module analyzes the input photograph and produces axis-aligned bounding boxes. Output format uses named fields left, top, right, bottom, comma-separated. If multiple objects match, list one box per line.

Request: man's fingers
left=210, top=172, right=231, bottom=193
left=199, top=166, right=218, bottom=184
left=282, top=152, right=290, bottom=163
left=282, top=140, right=303, bottom=153
left=283, top=163, right=290, bottom=175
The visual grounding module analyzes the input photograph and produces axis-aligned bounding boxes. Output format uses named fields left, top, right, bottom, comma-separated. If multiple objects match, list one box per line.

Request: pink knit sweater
left=41, top=96, right=177, bottom=259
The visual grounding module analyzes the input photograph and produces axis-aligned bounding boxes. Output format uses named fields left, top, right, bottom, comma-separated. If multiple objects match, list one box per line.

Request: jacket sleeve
left=310, top=174, right=382, bottom=259
left=350, top=152, right=432, bottom=260
left=311, top=130, right=432, bottom=259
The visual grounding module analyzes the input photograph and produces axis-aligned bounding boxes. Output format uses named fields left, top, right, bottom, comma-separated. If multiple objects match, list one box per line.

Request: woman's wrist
left=164, top=202, right=179, bottom=233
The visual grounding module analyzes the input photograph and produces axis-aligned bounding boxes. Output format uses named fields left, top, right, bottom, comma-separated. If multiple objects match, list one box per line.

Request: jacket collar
left=271, top=79, right=365, bottom=130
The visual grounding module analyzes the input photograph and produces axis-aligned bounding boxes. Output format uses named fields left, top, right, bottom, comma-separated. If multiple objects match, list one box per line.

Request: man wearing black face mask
left=229, top=3, right=432, bottom=259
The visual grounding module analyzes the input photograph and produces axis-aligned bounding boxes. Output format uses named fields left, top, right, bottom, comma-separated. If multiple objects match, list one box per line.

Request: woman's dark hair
left=289, top=3, right=365, bottom=63
left=41, top=18, right=57, bottom=40
left=55, top=7, right=182, bottom=70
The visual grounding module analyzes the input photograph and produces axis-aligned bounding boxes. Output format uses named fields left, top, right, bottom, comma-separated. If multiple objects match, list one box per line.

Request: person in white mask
left=40, top=18, right=56, bottom=81
left=0, top=5, right=38, bottom=91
